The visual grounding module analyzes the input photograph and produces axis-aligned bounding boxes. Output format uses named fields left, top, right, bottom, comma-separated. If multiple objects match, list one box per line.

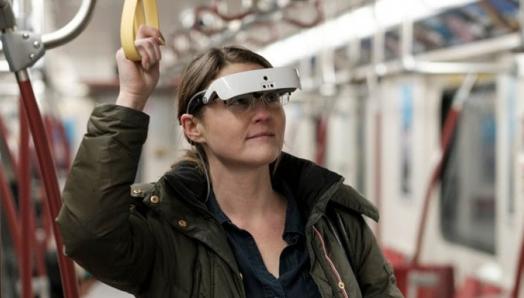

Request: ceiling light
left=259, top=0, right=478, bottom=66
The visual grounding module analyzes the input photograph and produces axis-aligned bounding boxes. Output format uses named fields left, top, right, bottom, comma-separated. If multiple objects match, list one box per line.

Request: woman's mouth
left=246, top=132, right=275, bottom=140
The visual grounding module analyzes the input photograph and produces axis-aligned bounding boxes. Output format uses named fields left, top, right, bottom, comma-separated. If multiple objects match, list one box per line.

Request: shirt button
left=177, top=219, right=188, bottom=228
left=150, top=195, right=160, bottom=204
left=338, top=281, right=345, bottom=289
left=239, top=273, right=243, bottom=280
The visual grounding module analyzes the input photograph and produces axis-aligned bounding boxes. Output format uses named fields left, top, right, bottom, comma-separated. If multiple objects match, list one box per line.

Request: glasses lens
left=224, top=92, right=290, bottom=111
left=225, top=95, right=256, bottom=110
left=261, top=92, right=280, bottom=105
left=278, top=93, right=290, bottom=105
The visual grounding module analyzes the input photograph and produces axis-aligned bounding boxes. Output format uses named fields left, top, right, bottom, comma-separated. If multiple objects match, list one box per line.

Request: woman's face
left=198, top=63, right=286, bottom=169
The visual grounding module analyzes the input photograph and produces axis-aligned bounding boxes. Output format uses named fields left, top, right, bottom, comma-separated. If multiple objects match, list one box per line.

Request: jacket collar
left=275, top=153, right=379, bottom=221
left=159, top=152, right=377, bottom=221
left=272, top=152, right=342, bottom=218
left=149, top=152, right=378, bottom=272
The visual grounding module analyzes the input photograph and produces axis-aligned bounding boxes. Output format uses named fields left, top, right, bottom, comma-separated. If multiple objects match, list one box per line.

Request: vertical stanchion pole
left=1, top=0, right=96, bottom=296
left=16, top=70, right=79, bottom=298
left=19, top=98, right=33, bottom=298
left=0, top=116, right=21, bottom=254
left=512, top=230, right=524, bottom=298
left=0, top=165, right=20, bottom=253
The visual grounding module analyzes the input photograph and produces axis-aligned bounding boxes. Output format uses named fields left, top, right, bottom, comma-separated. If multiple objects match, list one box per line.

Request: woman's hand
left=115, top=25, right=164, bottom=111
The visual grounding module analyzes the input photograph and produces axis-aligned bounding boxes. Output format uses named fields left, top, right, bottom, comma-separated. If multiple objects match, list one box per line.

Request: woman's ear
left=180, top=114, right=206, bottom=144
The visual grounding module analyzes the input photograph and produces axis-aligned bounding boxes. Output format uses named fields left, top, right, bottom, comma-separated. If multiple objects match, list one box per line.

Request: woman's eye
left=265, top=93, right=280, bottom=103
left=228, top=97, right=251, bottom=106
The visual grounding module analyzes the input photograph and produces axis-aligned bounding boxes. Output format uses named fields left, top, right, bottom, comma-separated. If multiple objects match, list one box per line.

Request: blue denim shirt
left=206, top=181, right=321, bottom=298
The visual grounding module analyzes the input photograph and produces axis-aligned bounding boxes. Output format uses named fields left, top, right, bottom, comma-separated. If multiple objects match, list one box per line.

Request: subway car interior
left=1, top=0, right=524, bottom=297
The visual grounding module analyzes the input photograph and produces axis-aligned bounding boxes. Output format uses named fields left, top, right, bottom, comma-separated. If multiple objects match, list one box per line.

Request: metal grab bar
left=512, top=228, right=524, bottom=298
left=1, top=0, right=96, bottom=72
left=0, top=0, right=98, bottom=297
left=412, top=74, right=478, bottom=265
left=0, top=0, right=13, bottom=71
left=17, top=73, right=79, bottom=298
left=0, top=165, right=21, bottom=256
left=42, top=0, right=97, bottom=49
left=19, top=99, right=33, bottom=298
left=402, top=58, right=509, bottom=75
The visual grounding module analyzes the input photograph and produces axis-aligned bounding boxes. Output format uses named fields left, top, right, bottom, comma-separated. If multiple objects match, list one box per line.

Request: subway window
left=440, top=84, right=496, bottom=254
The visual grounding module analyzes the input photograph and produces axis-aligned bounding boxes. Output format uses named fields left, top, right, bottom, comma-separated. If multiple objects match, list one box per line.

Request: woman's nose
left=252, top=101, right=271, bottom=122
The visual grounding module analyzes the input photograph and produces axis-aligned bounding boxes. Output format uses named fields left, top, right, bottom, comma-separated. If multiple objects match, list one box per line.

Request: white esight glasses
left=186, top=66, right=301, bottom=114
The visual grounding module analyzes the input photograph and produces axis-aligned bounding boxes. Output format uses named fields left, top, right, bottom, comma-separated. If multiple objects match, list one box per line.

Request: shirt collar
left=205, top=180, right=305, bottom=238
left=279, top=180, right=304, bottom=238
left=206, top=191, right=230, bottom=225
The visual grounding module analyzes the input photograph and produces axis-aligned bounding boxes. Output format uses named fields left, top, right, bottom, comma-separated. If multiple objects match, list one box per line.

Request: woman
left=57, top=26, right=402, bottom=298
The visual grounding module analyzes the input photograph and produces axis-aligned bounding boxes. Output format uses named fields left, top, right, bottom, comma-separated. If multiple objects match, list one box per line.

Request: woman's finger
left=136, top=25, right=162, bottom=41
left=141, top=54, right=151, bottom=70
left=154, top=38, right=162, bottom=60
left=136, top=45, right=151, bottom=69
left=115, top=48, right=126, bottom=62
left=136, top=38, right=160, bottom=69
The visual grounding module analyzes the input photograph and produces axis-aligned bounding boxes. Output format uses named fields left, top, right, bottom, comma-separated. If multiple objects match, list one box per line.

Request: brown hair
left=175, top=46, right=273, bottom=169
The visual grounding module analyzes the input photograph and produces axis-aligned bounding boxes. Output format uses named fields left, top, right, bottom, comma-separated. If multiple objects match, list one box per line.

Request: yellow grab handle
left=120, top=0, right=160, bottom=61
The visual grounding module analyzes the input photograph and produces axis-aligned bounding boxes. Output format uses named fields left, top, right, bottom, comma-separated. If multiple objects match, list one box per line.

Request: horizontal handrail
left=42, top=0, right=97, bottom=49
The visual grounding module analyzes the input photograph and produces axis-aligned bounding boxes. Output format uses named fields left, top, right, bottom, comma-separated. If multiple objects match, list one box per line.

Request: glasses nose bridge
left=242, top=93, right=264, bottom=109
left=249, top=96, right=272, bottom=113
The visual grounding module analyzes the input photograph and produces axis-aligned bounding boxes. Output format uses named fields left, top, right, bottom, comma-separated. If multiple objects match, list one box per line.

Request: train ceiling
left=45, top=0, right=353, bottom=84
left=3, top=0, right=521, bottom=90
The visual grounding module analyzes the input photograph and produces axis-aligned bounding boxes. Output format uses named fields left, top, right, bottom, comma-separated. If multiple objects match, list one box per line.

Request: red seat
left=455, top=276, right=503, bottom=298
left=394, top=264, right=455, bottom=298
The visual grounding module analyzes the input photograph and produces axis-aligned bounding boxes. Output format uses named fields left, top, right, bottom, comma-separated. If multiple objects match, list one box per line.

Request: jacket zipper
left=313, top=226, right=349, bottom=298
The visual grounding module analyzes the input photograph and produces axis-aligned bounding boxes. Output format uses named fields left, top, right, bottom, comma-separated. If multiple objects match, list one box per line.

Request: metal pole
left=16, top=69, right=79, bottom=298
left=0, top=0, right=98, bottom=295
left=19, top=95, right=33, bottom=298
left=412, top=74, right=477, bottom=265
left=41, top=0, right=97, bottom=49
left=511, top=232, right=524, bottom=298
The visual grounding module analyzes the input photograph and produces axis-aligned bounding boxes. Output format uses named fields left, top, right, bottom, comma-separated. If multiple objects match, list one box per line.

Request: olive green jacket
left=57, top=104, right=403, bottom=298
